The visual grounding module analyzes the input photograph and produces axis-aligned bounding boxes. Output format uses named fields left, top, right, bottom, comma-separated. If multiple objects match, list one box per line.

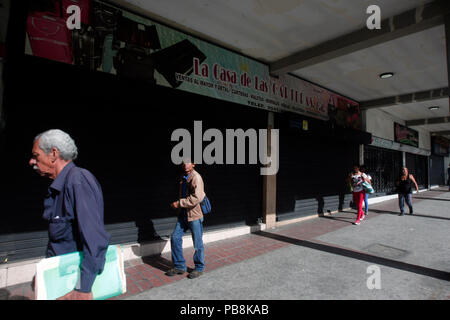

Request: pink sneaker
left=353, top=221, right=360, bottom=225
left=360, top=214, right=365, bottom=221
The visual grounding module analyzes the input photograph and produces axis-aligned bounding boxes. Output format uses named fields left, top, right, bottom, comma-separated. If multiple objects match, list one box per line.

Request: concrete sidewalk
left=1, top=187, right=449, bottom=300
left=124, top=187, right=450, bottom=300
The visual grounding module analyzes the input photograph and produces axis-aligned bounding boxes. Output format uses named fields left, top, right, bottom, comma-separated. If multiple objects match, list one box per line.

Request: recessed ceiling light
left=429, top=106, right=440, bottom=110
left=379, top=72, right=394, bottom=79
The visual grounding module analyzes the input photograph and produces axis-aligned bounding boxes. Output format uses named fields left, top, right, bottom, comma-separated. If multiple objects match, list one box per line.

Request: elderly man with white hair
left=29, top=129, right=110, bottom=300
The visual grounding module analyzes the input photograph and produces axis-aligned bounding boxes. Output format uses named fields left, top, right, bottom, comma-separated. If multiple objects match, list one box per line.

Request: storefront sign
left=394, top=123, right=419, bottom=148
left=23, top=0, right=360, bottom=128
left=371, top=135, right=430, bottom=156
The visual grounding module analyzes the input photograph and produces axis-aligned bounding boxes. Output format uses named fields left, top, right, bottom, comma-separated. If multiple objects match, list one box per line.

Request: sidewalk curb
left=0, top=188, right=436, bottom=289
left=0, top=223, right=267, bottom=288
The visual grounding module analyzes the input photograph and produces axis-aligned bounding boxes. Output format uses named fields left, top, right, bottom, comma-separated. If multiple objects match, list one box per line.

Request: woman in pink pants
left=348, top=164, right=370, bottom=225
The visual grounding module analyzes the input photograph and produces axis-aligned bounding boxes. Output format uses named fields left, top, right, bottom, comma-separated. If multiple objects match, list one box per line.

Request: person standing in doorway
left=167, top=160, right=206, bottom=279
left=360, top=165, right=372, bottom=216
left=347, top=164, right=370, bottom=225
left=396, top=167, right=419, bottom=216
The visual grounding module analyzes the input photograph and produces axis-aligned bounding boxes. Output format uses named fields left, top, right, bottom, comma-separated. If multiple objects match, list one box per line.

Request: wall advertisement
left=394, top=122, right=419, bottom=148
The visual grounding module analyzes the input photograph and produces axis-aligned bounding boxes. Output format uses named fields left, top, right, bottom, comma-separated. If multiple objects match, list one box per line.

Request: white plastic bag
left=35, top=245, right=126, bottom=300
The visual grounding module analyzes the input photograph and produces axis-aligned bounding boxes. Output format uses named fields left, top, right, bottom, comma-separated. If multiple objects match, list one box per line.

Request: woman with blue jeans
left=348, top=164, right=371, bottom=225
left=360, top=165, right=372, bottom=216
left=396, top=167, right=419, bottom=216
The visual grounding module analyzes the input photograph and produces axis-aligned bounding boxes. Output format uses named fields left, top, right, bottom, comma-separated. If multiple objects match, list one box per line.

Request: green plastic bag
left=35, top=245, right=126, bottom=300
left=362, top=181, right=375, bottom=194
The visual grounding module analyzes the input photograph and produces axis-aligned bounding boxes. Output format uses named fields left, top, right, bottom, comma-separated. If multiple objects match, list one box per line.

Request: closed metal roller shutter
left=430, top=155, right=444, bottom=186
left=1, top=52, right=266, bottom=263
left=276, top=114, right=368, bottom=221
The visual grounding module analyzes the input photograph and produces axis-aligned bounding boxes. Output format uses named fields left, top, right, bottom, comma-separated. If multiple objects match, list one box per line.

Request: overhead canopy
left=113, top=0, right=450, bottom=140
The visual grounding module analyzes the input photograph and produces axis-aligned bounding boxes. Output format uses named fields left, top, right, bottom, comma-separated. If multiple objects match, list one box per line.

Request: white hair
left=34, top=129, right=78, bottom=161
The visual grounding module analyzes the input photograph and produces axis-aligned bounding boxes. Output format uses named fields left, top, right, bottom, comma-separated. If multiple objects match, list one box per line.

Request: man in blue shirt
left=29, top=129, right=110, bottom=300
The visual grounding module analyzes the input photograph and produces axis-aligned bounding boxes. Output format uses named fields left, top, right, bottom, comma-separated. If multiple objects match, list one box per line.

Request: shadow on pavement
left=253, top=231, right=450, bottom=282
left=142, top=255, right=194, bottom=273
left=321, top=216, right=356, bottom=224
left=337, top=210, right=357, bottom=214
left=141, top=255, right=172, bottom=272
left=0, top=288, right=31, bottom=300
left=413, top=197, right=450, bottom=202
left=369, top=209, right=450, bottom=221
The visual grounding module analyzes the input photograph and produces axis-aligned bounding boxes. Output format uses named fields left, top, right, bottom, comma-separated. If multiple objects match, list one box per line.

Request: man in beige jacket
left=167, top=161, right=206, bottom=279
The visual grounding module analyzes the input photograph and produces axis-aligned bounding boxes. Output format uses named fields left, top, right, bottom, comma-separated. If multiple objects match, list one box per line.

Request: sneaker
left=187, top=270, right=203, bottom=279
left=165, top=268, right=185, bottom=276
left=353, top=221, right=360, bottom=225
left=360, top=214, right=365, bottom=221
left=399, top=212, right=404, bottom=216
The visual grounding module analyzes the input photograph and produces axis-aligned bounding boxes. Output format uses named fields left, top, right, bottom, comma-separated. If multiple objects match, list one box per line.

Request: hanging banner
left=23, top=0, right=360, bottom=128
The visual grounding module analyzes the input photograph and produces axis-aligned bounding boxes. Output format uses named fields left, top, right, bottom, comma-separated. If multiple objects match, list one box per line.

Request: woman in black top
left=396, top=167, right=419, bottom=216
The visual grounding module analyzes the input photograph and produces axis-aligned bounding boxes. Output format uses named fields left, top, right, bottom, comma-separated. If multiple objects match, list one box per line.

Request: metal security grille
left=406, top=153, right=428, bottom=189
left=364, top=145, right=402, bottom=195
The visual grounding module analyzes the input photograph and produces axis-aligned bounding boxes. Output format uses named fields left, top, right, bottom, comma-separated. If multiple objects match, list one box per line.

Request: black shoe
left=187, top=270, right=203, bottom=279
left=165, top=268, right=185, bottom=276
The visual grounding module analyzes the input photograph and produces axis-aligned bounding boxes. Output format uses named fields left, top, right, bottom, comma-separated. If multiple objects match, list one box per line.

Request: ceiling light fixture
left=429, top=106, right=440, bottom=110
left=379, top=72, right=394, bottom=79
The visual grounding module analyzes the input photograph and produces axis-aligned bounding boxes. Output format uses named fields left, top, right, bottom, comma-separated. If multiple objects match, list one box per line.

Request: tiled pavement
left=1, top=187, right=448, bottom=300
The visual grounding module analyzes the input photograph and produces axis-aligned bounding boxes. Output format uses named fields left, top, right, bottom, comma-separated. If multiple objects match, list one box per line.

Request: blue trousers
left=364, top=192, right=369, bottom=213
left=170, top=216, right=205, bottom=272
left=398, top=193, right=413, bottom=214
